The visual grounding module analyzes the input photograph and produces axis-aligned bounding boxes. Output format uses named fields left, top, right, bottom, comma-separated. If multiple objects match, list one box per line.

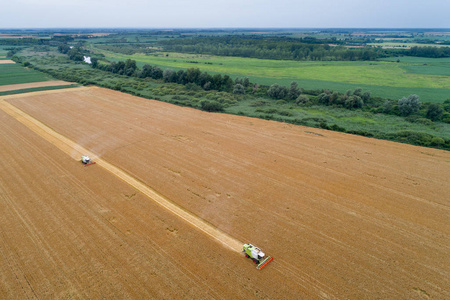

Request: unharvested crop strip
left=0, top=99, right=243, bottom=252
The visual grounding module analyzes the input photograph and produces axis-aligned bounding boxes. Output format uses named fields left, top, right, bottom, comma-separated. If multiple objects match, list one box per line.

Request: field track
left=1, top=86, right=450, bottom=299
left=0, top=81, right=74, bottom=92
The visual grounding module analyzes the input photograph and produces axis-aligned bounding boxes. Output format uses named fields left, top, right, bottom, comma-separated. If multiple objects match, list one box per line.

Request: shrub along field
left=94, top=49, right=450, bottom=103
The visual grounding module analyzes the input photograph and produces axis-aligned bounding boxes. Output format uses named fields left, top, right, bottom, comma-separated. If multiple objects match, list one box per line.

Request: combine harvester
left=81, top=155, right=96, bottom=166
left=243, top=243, right=273, bottom=270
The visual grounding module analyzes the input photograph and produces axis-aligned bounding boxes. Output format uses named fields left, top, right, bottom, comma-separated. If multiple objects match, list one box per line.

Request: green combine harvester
left=243, top=243, right=273, bottom=270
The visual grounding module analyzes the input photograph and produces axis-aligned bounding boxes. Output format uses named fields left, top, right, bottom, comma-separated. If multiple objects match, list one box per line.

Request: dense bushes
left=200, top=100, right=224, bottom=112
left=385, top=131, right=448, bottom=148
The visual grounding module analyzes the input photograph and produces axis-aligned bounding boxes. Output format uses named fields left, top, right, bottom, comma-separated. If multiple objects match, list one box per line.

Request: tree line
left=0, top=38, right=47, bottom=46
left=399, top=46, right=450, bottom=58
left=159, top=36, right=384, bottom=61
left=92, top=58, right=240, bottom=93
left=158, top=36, right=450, bottom=60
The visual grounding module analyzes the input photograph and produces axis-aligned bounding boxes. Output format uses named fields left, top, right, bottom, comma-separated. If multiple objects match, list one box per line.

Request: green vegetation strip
left=0, top=84, right=79, bottom=96
left=97, top=50, right=450, bottom=102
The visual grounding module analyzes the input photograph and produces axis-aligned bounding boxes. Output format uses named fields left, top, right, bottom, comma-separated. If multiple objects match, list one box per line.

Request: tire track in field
left=0, top=99, right=243, bottom=253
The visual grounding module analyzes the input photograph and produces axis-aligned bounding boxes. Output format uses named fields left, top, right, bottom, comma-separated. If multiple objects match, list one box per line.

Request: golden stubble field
left=0, top=60, right=16, bottom=64
left=0, top=80, right=73, bottom=92
left=1, top=87, right=449, bottom=299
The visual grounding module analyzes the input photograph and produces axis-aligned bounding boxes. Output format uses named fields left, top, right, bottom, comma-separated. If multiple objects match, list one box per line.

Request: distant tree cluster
left=158, top=36, right=450, bottom=61
left=315, top=88, right=369, bottom=109
left=93, top=59, right=239, bottom=93
left=0, top=38, right=46, bottom=46
left=5, top=47, right=23, bottom=58
left=57, top=45, right=85, bottom=61
left=97, top=59, right=138, bottom=76
left=95, top=44, right=156, bottom=55
left=401, top=46, right=450, bottom=58
left=159, top=36, right=385, bottom=61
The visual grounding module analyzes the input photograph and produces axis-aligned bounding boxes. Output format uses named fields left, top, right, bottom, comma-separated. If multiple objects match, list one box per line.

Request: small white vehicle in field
left=81, top=155, right=95, bottom=166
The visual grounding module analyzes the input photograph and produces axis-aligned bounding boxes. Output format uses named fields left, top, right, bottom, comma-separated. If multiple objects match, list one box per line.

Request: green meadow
left=0, top=60, right=77, bottom=94
left=0, top=64, right=52, bottom=85
left=0, top=63, right=54, bottom=85
left=95, top=49, right=450, bottom=103
left=0, top=46, right=10, bottom=57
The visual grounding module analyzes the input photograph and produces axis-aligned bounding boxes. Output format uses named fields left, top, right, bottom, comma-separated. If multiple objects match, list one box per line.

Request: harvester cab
left=81, top=155, right=96, bottom=166
left=243, top=243, right=273, bottom=270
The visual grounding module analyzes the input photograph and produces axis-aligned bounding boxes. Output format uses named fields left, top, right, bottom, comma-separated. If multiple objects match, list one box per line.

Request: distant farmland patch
left=0, top=63, right=54, bottom=85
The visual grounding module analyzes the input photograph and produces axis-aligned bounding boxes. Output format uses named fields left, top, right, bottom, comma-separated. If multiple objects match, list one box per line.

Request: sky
left=1, top=0, right=449, bottom=28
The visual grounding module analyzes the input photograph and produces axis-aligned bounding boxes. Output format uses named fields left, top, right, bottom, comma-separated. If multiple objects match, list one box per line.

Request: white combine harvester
left=81, top=155, right=96, bottom=166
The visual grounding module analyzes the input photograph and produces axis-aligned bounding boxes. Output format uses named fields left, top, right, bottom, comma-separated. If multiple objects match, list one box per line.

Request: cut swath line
left=0, top=99, right=243, bottom=253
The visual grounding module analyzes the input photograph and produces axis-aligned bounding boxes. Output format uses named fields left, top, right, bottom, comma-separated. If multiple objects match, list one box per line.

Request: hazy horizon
left=1, top=0, right=449, bottom=29
left=1, top=27, right=449, bottom=30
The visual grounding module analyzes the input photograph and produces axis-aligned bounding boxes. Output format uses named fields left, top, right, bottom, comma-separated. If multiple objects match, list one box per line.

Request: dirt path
left=0, top=99, right=243, bottom=253
left=0, top=81, right=74, bottom=92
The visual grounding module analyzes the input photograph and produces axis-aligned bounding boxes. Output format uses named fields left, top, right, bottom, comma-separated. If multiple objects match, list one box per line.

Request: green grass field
left=0, top=45, right=23, bottom=58
left=0, top=63, right=54, bottom=85
left=0, top=46, right=9, bottom=58
left=95, top=49, right=450, bottom=103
